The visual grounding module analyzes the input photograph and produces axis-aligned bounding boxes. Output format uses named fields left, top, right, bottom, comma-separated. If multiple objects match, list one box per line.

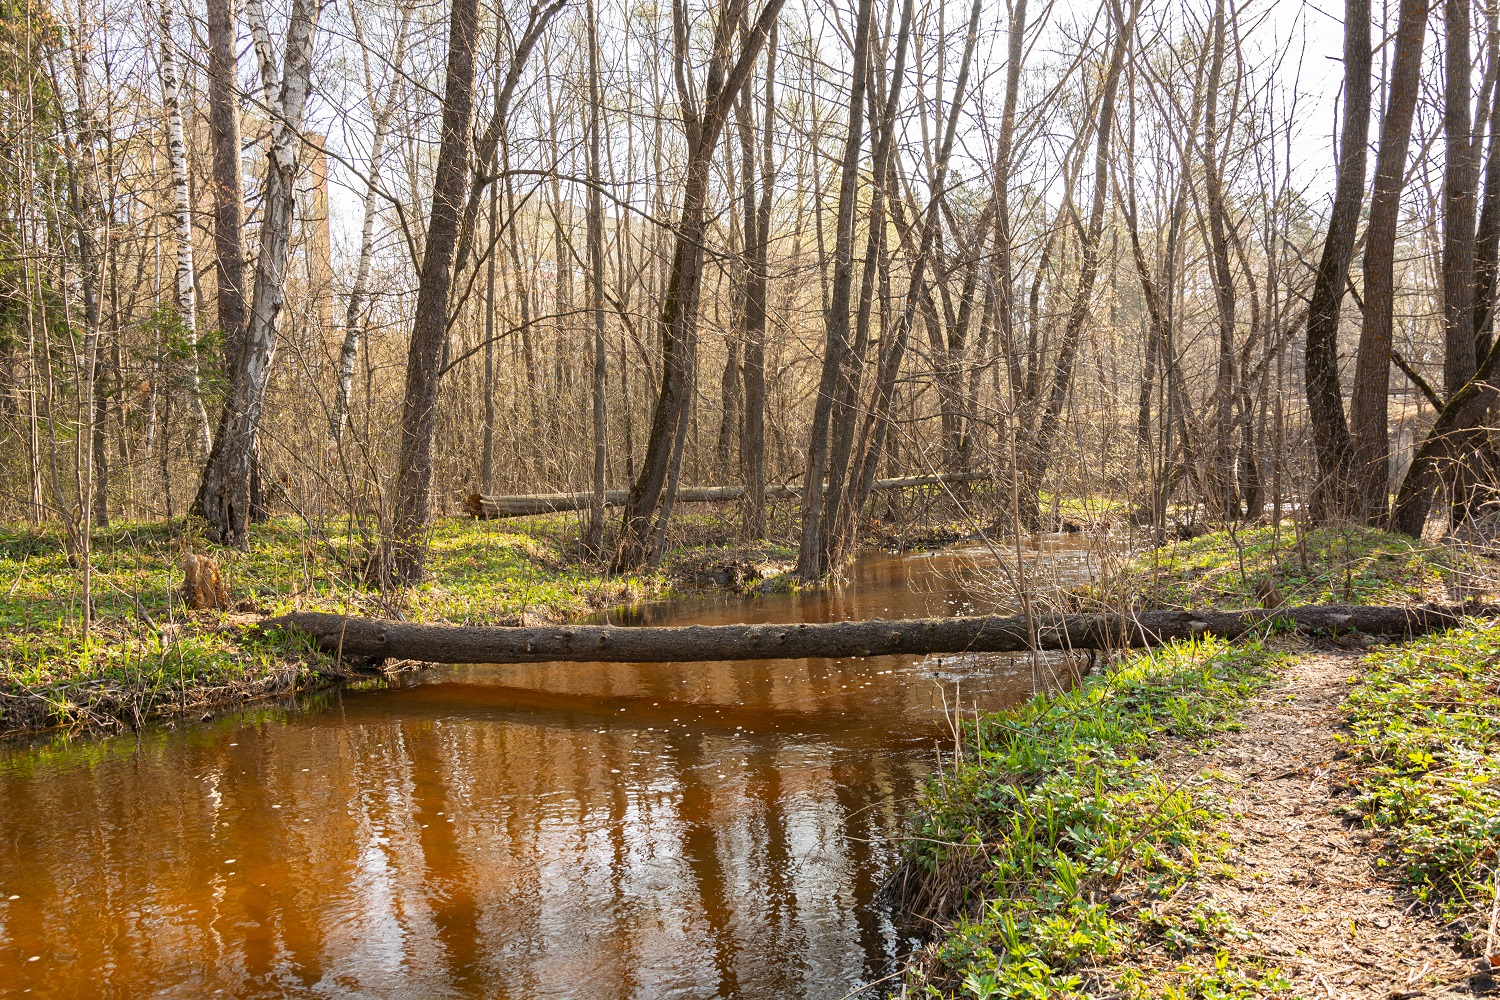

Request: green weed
left=900, top=638, right=1284, bottom=997
left=0, top=514, right=776, bottom=733
left=1341, top=622, right=1500, bottom=946
left=1107, top=523, right=1490, bottom=610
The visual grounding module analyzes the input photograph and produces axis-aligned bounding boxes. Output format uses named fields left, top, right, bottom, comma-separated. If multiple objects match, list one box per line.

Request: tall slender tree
left=388, top=0, right=482, bottom=583
left=196, top=0, right=321, bottom=548
left=795, top=0, right=874, bottom=580
left=615, top=0, right=788, bottom=569
left=1303, top=0, right=1371, bottom=518
left=1348, top=0, right=1429, bottom=523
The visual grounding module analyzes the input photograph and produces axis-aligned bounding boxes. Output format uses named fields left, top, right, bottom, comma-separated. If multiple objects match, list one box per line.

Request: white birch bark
left=241, top=0, right=279, bottom=105
left=159, top=0, right=213, bottom=459
left=198, top=0, right=321, bottom=547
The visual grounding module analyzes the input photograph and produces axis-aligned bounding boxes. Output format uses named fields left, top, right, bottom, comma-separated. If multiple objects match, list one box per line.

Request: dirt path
left=1127, top=651, right=1481, bottom=998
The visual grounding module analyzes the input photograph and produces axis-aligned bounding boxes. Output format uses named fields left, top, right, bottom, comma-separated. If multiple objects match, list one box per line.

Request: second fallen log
left=262, top=604, right=1495, bottom=665
left=465, top=472, right=992, bottom=518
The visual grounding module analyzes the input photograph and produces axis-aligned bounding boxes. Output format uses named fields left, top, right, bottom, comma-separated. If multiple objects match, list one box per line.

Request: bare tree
left=1303, top=0, right=1371, bottom=518
left=1349, top=0, right=1429, bottom=524
left=330, top=0, right=413, bottom=446
left=586, top=0, right=608, bottom=552
left=158, top=0, right=212, bottom=460
left=387, top=0, right=483, bottom=583
left=795, top=0, right=875, bottom=580
left=1023, top=0, right=1135, bottom=517
left=614, top=0, right=788, bottom=569
left=196, top=0, right=322, bottom=548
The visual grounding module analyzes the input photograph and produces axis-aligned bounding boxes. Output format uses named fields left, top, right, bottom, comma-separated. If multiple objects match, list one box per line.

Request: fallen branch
left=465, top=472, right=992, bottom=518
left=261, top=604, right=1498, bottom=665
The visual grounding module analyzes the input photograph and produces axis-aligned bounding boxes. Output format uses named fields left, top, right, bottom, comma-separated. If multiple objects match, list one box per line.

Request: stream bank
left=0, top=514, right=799, bottom=737
left=893, top=529, right=1500, bottom=999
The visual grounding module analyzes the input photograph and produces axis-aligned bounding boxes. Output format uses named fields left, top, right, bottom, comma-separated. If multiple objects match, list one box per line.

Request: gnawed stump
left=181, top=553, right=230, bottom=611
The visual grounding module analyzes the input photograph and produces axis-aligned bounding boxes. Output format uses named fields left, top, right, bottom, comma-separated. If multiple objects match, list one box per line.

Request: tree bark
left=1201, top=0, right=1238, bottom=517
left=795, top=0, right=874, bottom=580
left=615, top=0, right=788, bottom=570
left=388, top=0, right=482, bottom=584
left=205, top=0, right=246, bottom=376
left=1303, top=0, right=1371, bottom=519
left=267, top=604, right=1499, bottom=665
left=738, top=19, right=776, bottom=540
left=468, top=472, right=990, bottom=518
left=586, top=0, right=609, bottom=552
left=1349, top=0, right=1429, bottom=524
left=196, top=0, right=320, bottom=549
left=159, top=0, right=212, bottom=460
left=1392, top=320, right=1500, bottom=535
left=822, top=0, right=914, bottom=568
left=1472, top=6, right=1500, bottom=349
left=1444, top=0, right=1481, bottom=397
left=993, top=0, right=1029, bottom=428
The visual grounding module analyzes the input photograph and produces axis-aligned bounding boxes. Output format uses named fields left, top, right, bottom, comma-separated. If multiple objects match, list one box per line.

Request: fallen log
left=263, top=604, right=1498, bottom=665
left=465, top=472, right=992, bottom=518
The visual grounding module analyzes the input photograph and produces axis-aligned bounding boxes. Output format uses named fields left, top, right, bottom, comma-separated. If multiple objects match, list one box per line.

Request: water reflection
left=0, top=541, right=1097, bottom=998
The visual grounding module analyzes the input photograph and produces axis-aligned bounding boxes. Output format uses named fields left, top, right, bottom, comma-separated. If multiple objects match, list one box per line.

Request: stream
left=0, top=537, right=1099, bottom=998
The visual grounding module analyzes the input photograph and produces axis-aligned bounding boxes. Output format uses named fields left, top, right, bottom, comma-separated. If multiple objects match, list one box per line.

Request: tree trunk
left=1349, top=0, right=1429, bottom=524
left=1444, top=0, right=1481, bottom=397
left=795, top=0, right=874, bottom=580
left=586, top=0, right=608, bottom=552
left=1392, top=333, right=1500, bottom=534
left=994, top=0, right=1029, bottom=434
left=450, top=1, right=566, bottom=283
left=388, top=0, right=482, bottom=584
left=159, top=0, right=212, bottom=460
left=822, top=0, right=914, bottom=568
left=1025, top=2, right=1134, bottom=507
left=205, top=0, right=246, bottom=376
left=616, top=0, right=788, bottom=570
left=1442, top=0, right=1487, bottom=523
left=469, top=473, right=989, bottom=518
left=828, top=0, right=962, bottom=569
left=1303, top=0, right=1371, bottom=519
left=196, top=0, right=320, bottom=549
left=1472, top=6, right=1500, bottom=349
left=739, top=19, right=776, bottom=540
left=1201, top=0, right=1238, bottom=517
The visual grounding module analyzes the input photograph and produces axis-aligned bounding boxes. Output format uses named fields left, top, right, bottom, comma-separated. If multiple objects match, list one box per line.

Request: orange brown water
left=0, top=540, right=1096, bottom=998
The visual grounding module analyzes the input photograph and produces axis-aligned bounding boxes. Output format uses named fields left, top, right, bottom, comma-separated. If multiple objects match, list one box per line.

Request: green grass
left=1113, top=523, right=1493, bottom=610
left=1341, top=622, right=1500, bottom=948
left=0, top=514, right=787, bottom=734
left=899, top=638, right=1286, bottom=998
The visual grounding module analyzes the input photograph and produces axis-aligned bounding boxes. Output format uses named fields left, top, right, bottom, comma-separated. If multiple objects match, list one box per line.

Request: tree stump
left=181, top=553, right=230, bottom=611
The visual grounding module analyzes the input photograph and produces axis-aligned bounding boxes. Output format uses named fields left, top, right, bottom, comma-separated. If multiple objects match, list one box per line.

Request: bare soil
left=1115, top=650, right=1485, bottom=998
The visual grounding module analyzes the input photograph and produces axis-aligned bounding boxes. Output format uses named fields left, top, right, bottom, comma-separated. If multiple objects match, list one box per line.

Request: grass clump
left=897, top=638, right=1285, bottom=998
left=1117, top=523, right=1492, bottom=610
left=1341, top=622, right=1500, bottom=948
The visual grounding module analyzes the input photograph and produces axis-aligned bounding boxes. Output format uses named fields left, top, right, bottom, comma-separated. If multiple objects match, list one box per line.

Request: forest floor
left=896, top=527, right=1500, bottom=1000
